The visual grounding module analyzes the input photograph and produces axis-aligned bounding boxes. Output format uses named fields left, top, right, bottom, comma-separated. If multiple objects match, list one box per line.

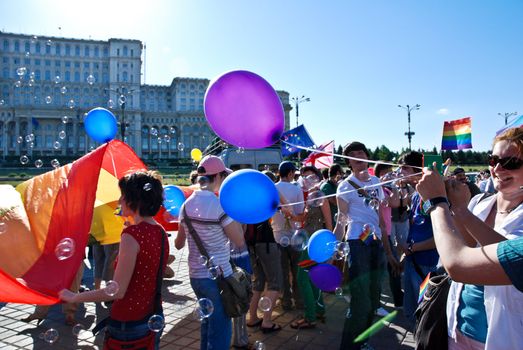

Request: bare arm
left=60, top=233, right=139, bottom=303
left=224, top=221, right=246, bottom=249
left=416, top=168, right=512, bottom=285
left=333, top=197, right=348, bottom=242
left=175, top=224, right=186, bottom=250
left=320, top=198, right=333, bottom=231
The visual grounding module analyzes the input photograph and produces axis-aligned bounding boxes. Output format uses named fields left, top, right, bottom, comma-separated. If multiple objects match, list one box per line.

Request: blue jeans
left=191, top=277, right=232, bottom=350
left=107, top=320, right=161, bottom=350
left=340, top=240, right=386, bottom=350
left=403, top=257, right=437, bottom=325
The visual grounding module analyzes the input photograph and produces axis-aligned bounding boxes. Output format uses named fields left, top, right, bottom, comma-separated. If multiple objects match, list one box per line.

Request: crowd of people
left=45, top=126, right=523, bottom=350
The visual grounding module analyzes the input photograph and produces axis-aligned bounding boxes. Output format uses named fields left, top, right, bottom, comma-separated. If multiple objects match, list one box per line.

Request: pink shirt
left=380, top=187, right=392, bottom=236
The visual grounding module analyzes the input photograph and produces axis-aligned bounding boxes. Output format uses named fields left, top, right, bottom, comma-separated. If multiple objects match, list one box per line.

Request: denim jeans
left=340, top=240, right=386, bottom=350
left=191, top=277, right=232, bottom=350
left=403, top=257, right=437, bottom=326
left=107, top=320, right=161, bottom=350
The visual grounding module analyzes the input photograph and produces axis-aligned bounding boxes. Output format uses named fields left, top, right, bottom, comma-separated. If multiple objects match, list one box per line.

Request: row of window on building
left=2, top=39, right=136, bottom=58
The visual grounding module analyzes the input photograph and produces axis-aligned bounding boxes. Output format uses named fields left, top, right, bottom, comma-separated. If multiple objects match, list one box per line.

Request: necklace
left=497, top=201, right=523, bottom=214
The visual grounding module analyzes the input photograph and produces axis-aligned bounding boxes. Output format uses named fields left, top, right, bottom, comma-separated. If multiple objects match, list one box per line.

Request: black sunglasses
left=488, top=155, right=523, bottom=170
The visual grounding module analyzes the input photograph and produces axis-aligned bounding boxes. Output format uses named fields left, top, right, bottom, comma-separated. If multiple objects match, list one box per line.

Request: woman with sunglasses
left=416, top=127, right=523, bottom=350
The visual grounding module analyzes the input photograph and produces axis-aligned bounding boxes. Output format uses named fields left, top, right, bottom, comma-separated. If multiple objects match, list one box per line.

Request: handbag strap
left=182, top=206, right=212, bottom=268
left=347, top=179, right=369, bottom=197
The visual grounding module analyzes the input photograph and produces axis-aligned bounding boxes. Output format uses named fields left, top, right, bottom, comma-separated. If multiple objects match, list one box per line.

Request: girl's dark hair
left=118, top=171, right=164, bottom=217
left=374, top=163, right=392, bottom=177
left=301, top=165, right=321, bottom=179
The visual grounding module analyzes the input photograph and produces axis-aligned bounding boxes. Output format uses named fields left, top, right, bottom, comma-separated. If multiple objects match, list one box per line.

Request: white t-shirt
left=337, top=174, right=384, bottom=240
left=179, top=190, right=234, bottom=279
left=447, top=193, right=523, bottom=350
left=271, top=181, right=304, bottom=243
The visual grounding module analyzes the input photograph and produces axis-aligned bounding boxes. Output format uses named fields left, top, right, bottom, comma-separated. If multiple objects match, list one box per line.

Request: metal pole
left=295, top=102, right=299, bottom=128
left=121, top=99, right=126, bottom=141
left=407, top=107, right=412, bottom=150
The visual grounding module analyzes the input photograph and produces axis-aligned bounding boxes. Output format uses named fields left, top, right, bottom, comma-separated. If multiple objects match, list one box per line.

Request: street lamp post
left=398, top=104, right=420, bottom=151
left=498, top=111, right=518, bottom=125
left=104, top=86, right=134, bottom=141
left=291, top=95, right=311, bottom=128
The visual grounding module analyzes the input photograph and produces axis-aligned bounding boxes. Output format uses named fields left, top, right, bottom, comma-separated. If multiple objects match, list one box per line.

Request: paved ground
left=0, top=240, right=415, bottom=350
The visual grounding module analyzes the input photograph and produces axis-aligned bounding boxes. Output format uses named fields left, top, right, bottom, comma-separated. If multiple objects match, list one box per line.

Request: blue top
left=457, top=285, right=488, bottom=343
left=497, top=237, right=523, bottom=292
left=407, top=193, right=439, bottom=266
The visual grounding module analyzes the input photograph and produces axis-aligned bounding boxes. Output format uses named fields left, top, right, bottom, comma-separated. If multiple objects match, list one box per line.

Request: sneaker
left=375, top=307, right=389, bottom=317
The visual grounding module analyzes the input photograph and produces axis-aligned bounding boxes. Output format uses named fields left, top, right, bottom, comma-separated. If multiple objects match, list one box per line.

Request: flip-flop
left=290, top=318, right=316, bottom=329
left=261, top=323, right=282, bottom=334
left=246, top=319, right=263, bottom=328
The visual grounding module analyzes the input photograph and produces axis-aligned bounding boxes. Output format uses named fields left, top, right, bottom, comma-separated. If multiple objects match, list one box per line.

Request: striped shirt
left=179, top=190, right=234, bottom=279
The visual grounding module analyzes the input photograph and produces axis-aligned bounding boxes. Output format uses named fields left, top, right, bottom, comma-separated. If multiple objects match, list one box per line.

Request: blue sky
left=1, top=0, right=521, bottom=153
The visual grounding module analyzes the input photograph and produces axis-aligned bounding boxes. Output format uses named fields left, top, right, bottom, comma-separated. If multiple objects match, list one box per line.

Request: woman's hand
left=445, top=179, right=471, bottom=211
left=59, top=289, right=77, bottom=303
left=416, top=164, right=447, bottom=201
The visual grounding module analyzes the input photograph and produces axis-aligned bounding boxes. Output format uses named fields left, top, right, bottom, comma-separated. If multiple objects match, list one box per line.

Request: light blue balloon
left=219, top=169, right=279, bottom=224
left=307, top=229, right=337, bottom=263
left=84, top=107, right=118, bottom=143
left=163, top=185, right=186, bottom=218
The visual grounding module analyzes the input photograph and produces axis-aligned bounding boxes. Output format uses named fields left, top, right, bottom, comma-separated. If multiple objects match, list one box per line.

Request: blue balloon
left=307, top=229, right=337, bottom=263
left=84, top=107, right=118, bottom=143
left=219, top=169, right=279, bottom=224
left=163, top=185, right=186, bottom=218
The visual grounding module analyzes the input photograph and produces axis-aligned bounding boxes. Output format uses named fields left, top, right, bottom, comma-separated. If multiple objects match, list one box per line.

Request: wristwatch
left=422, top=197, right=450, bottom=214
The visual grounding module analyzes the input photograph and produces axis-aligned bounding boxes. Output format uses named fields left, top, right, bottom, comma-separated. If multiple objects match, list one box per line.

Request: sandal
left=290, top=318, right=316, bottom=329
left=261, top=323, right=282, bottom=334
left=246, top=319, right=263, bottom=328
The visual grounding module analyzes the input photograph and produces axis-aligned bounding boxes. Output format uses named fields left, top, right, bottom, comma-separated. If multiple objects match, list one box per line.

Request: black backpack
left=245, top=220, right=276, bottom=246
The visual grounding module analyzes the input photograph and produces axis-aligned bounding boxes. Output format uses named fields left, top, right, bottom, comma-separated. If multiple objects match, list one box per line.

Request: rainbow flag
left=0, top=140, right=146, bottom=304
left=359, top=226, right=374, bottom=245
left=418, top=272, right=431, bottom=304
left=441, top=117, right=472, bottom=150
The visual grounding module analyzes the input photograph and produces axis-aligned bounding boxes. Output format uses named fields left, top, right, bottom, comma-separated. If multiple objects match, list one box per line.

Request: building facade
left=0, top=32, right=291, bottom=164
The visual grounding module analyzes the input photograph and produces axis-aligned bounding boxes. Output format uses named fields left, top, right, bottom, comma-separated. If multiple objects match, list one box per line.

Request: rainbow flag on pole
left=441, top=117, right=472, bottom=150
left=418, top=272, right=431, bottom=304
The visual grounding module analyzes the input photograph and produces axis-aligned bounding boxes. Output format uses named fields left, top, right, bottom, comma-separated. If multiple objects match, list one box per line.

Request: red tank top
left=111, top=222, right=169, bottom=321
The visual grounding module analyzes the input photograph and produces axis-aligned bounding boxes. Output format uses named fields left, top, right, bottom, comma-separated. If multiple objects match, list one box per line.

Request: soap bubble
left=254, top=341, right=266, bottom=350
left=279, top=236, right=290, bottom=248
left=67, top=99, right=75, bottom=109
left=147, top=314, right=165, bottom=332
left=307, top=190, right=325, bottom=207
left=258, top=297, right=272, bottom=312
left=72, top=324, right=85, bottom=336
left=54, top=75, right=61, bottom=84
left=150, top=128, right=158, bottom=136
left=301, top=174, right=320, bottom=192
left=61, top=116, right=69, bottom=124
left=45, top=96, right=52, bottom=104
left=143, top=183, right=152, bottom=191
left=43, top=328, right=59, bottom=344
left=107, top=99, right=115, bottom=109
left=86, top=74, right=95, bottom=85
left=20, top=155, right=29, bottom=165
left=55, top=238, right=75, bottom=260
left=118, top=95, right=126, bottom=106
left=208, top=266, right=220, bottom=280
left=51, top=159, right=60, bottom=168
left=17, top=136, right=23, bottom=144
left=16, top=67, right=27, bottom=76
left=34, top=159, right=43, bottom=168
left=104, top=280, right=120, bottom=297
left=177, top=142, right=185, bottom=151
left=413, top=215, right=426, bottom=226
left=290, top=229, right=309, bottom=251
left=60, top=86, right=67, bottom=94
left=198, top=255, right=208, bottom=266
left=59, top=130, right=66, bottom=139
left=196, top=298, right=214, bottom=319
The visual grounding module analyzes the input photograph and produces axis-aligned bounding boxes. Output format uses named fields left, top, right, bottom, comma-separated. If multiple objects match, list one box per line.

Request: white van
left=218, top=146, right=282, bottom=172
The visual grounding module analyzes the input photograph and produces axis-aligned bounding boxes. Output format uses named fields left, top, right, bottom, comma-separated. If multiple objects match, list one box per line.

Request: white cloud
left=436, top=108, right=450, bottom=115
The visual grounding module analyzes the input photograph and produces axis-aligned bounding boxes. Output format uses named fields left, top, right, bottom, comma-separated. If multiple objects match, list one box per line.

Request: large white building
left=0, top=32, right=291, bottom=165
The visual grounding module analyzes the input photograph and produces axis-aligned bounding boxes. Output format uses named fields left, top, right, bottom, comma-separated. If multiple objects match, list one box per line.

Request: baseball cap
left=278, top=161, right=297, bottom=175
left=197, top=155, right=232, bottom=176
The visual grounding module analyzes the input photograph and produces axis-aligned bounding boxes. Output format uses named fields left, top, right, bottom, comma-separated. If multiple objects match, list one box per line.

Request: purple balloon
left=204, top=70, right=284, bottom=149
left=308, top=264, right=343, bottom=292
